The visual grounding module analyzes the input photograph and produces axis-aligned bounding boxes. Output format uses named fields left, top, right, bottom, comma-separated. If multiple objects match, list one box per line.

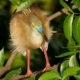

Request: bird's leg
left=41, top=45, right=51, bottom=72
left=25, top=49, right=32, bottom=77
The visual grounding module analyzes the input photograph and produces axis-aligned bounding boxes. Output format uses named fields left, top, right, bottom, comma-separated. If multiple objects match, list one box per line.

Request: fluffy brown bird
left=10, top=5, right=53, bottom=77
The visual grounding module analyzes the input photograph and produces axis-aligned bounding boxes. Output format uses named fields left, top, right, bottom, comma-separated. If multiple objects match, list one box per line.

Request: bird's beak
left=31, top=23, right=43, bottom=33
left=40, top=42, right=48, bottom=51
left=31, top=23, right=37, bottom=29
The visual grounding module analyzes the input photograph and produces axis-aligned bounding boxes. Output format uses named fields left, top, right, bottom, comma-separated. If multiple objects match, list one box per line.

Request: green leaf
left=11, top=53, right=26, bottom=70
left=67, top=39, right=76, bottom=51
left=38, top=70, right=61, bottom=80
left=56, top=50, right=80, bottom=58
left=60, top=0, right=73, bottom=12
left=74, top=75, right=80, bottom=80
left=16, top=0, right=34, bottom=12
left=63, top=14, right=74, bottom=41
left=73, top=16, right=80, bottom=44
left=21, top=0, right=28, bottom=2
left=4, top=68, right=21, bottom=80
left=67, top=45, right=80, bottom=49
left=9, top=0, right=20, bottom=5
left=24, top=77, right=35, bottom=80
left=69, top=55, right=79, bottom=67
left=72, top=0, right=80, bottom=11
left=62, top=67, right=80, bottom=80
left=0, top=48, right=5, bottom=67
left=60, top=60, right=69, bottom=76
left=62, top=77, right=69, bottom=80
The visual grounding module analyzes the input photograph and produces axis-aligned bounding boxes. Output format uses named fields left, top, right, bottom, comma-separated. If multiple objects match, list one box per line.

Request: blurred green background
left=0, top=0, right=68, bottom=75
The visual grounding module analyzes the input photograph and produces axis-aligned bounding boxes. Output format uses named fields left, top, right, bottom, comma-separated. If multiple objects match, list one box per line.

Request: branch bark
left=8, top=64, right=58, bottom=80
left=0, top=51, right=17, bottom=77
left=48, top=5, right=77, bottom=21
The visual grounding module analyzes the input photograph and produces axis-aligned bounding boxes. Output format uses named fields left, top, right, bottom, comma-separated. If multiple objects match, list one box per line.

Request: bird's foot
left=25, top=70, right=33, bottom=78
left=42, top=63, right=51, bottom=72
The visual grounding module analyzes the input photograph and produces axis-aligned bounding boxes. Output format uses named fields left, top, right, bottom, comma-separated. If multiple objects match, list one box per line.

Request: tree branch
left=8, top=64, right=58, bottom=80
left=0, top=51, right=17, bottom=77
left=48, top=5, right=77, bottom=21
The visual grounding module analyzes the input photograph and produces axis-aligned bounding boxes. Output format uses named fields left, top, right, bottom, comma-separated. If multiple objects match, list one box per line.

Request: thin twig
left=48, top=5, right=77, bottom=21
left=48, top=8, right=69, bottom=21
left=0, top=51, right=17, bottom=77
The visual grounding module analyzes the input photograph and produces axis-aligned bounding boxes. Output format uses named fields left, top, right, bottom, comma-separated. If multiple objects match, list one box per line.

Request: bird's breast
left=30, top=29, right=43, bottom=49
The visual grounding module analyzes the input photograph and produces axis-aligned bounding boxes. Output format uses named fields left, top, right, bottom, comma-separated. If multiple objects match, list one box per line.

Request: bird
left=9, top=5, right=53, bottom=77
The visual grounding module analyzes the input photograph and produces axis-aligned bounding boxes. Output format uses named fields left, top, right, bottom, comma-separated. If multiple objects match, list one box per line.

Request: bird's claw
left=42, top=64, right=51, bottom=72
left=25, top=70, right=33, bottom=78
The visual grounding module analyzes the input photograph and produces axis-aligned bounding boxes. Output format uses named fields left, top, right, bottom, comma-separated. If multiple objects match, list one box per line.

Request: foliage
left=4, top=68, right=22, bottom=80
left=0, top=48, right=5, bottom=67
left=0, top=0, right=80, bottom=80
